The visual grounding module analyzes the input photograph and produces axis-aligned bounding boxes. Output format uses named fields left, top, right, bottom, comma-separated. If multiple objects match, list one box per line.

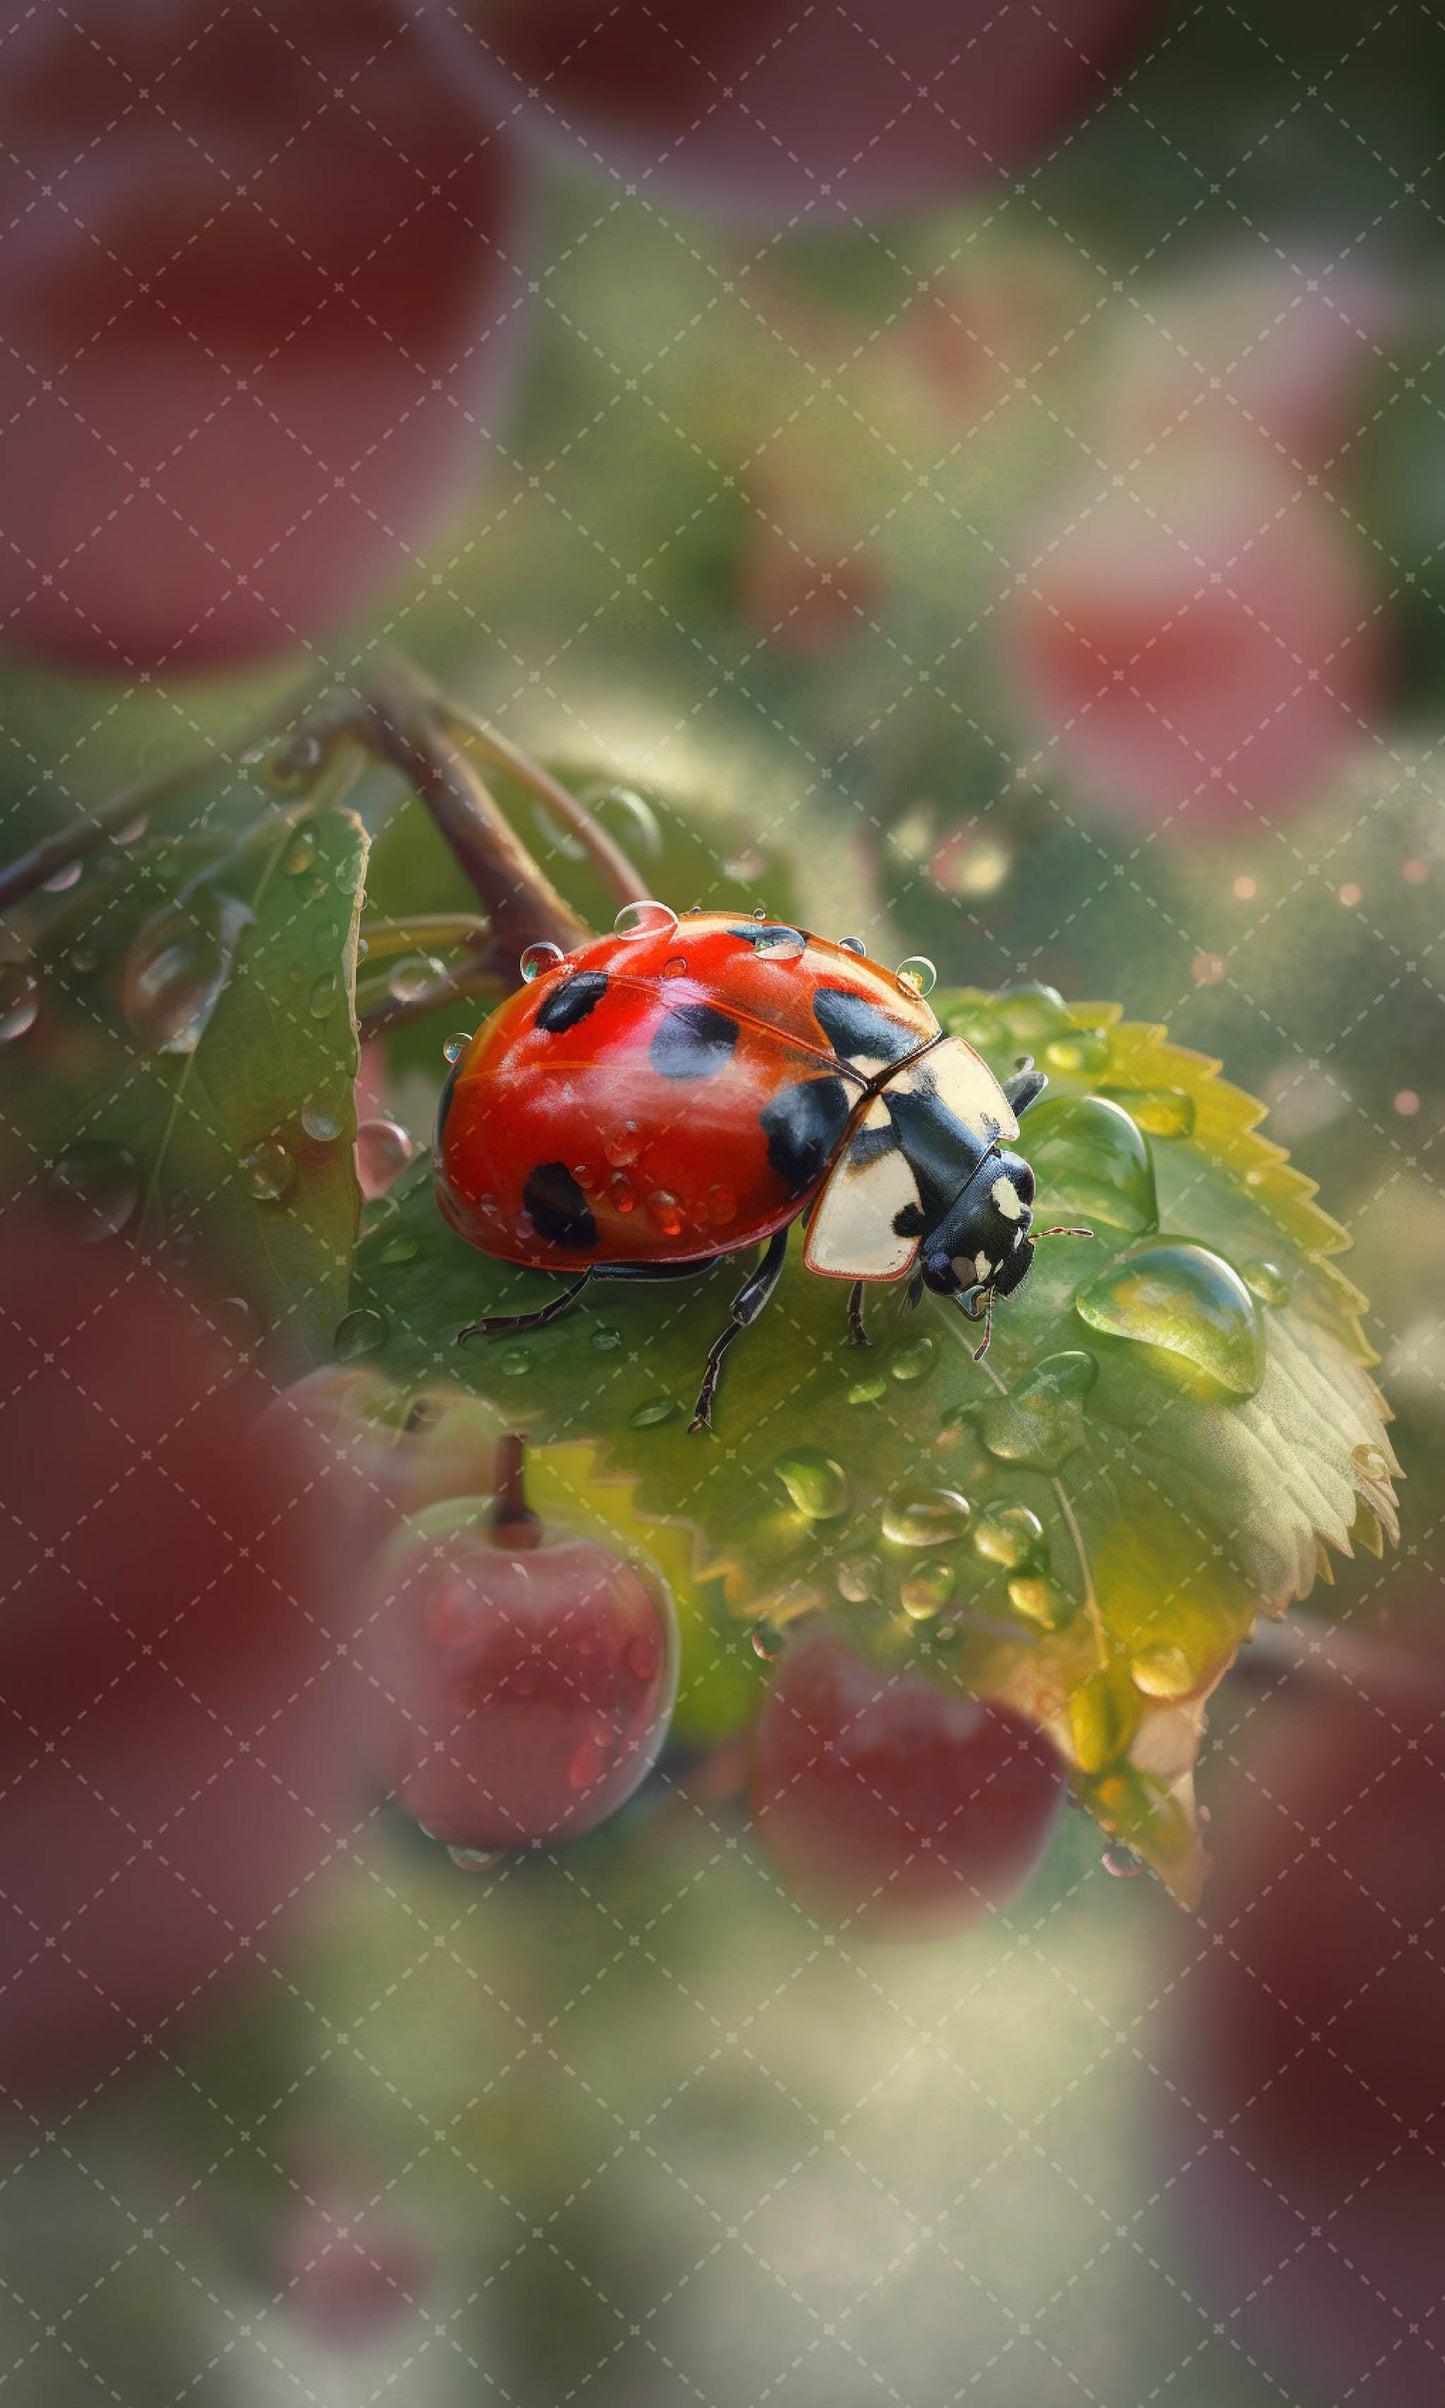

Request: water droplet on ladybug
left=443, top=1031, right=470, bottom=1064
left=661, top=955, right=688, bottom=978
left=613, top=899, right=678, bottom=939
left=752, top=905, right=769, bottom=920
left=356, top=1117, right=413, bottom=1199
left=705, top=1185, right=736, bottom=1226
left=0, top=963, right=40, bottom=1043
left=573, top=1163, right=598, bottom=1192
left=44, top=1141, right=139, bottom=1242
left=896, top=956, right=936, bottom=996
left=520, top=941, right=565, bottom=982
left=241, top=1139, right=294, bottom=1203
left=605, top=1122, right=640, bottom=1167
left=42, top=860, right=83, bottom=893
left=513, top=1210, right=536, bottom=1243
left=609, top=1172, right=634, bottom=1212
left=753, top=924, right=806, bottom=961
left=335, top=1306, right=388, bottom=1361
left=567, top=1733, right=609, bottom=1792
left=838, top=935, right=867, bottom=955
left=645, top=1190, right=683, bottom=1237
left=627, top=1635, right=661, bottom=1682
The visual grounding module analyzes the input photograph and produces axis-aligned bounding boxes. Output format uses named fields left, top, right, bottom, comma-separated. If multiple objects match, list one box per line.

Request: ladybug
left=435, top=907, right=1086, bottom=1430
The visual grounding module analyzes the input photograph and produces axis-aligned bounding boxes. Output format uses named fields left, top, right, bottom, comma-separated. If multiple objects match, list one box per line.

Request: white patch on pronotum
left=975, top=1251, right=993, bottom=1282
left=991, top=1173, right=1024, bottom=1221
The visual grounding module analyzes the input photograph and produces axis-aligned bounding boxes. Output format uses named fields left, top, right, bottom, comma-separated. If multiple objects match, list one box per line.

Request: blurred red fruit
left=1005, top=444, right=1381, bottom=827
left=278, top=2200, right=429, bottom=2348
left=751, top=1629, right=1064, bottom=1936
left=737, top=524, right=883, bottom=662
left=0, top=0, right=525, bottom=672
left=1164, top=1647, right=1445, bottom=2408
left=0, top=1234, right=363, bottom=2107
left=1097, top=255, right=1401, bottom=470
left=458, top=0, right=1157, bottom=224
left=371, top=1440, right=678, bottom=1853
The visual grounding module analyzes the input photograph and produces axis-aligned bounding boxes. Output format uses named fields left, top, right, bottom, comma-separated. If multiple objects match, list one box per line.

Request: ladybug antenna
left=491, top=1433, right=543, bottom=1550
left=956, top=1280, right=996, bottom=1363
left=970, top=1287, right=995, bottom=1363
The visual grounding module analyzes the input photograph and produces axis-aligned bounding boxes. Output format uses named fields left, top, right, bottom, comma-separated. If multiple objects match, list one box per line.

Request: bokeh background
left=1, top=3, right=1442, bottom=2403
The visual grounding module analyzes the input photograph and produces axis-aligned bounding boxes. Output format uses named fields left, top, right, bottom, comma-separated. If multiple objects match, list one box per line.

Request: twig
left=357, top=944, right=509, bottom=1042
left=359, top=913, right=492, bottom=963
left=442, top=703, right=649, bottom=910
left=361, top=663, right=589, bottom=985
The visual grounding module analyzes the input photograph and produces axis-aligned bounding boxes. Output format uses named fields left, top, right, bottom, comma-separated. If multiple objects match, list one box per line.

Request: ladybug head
left=919, top=1148, right=1037, bottom=1308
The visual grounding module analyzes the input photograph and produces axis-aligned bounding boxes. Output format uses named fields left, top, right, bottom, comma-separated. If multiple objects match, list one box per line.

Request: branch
left=357, top=943, right=509, bottom=1042
left=443, top=704, right=650, bottom=910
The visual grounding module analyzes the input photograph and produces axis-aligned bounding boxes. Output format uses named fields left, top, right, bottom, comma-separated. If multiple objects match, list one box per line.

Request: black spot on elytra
left=812, top=984, right=919, bottom=1068
left=760, top=1075, right=852, bottom=1198
left=649, top=1001, right=739, bottom=1081
left=522, top=1162, right=597, bottom=1250
left=891, top=1201, right=927, bottom=1238
left=536, top=970, right=608, bottom=1034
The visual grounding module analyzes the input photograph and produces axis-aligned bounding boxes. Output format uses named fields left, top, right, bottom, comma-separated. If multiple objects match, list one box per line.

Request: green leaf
left=21, top=761, right=369, bottom=1376
left=349, top=983, right=1398, bottom=1901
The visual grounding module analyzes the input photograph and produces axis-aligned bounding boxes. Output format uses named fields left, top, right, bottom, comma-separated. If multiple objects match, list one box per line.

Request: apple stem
left=492, top=1434, right=543, bottom=1550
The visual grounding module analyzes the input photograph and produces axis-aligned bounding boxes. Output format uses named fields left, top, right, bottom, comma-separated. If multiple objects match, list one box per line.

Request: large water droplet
left=356, top=1118, right=413, bottom=1200
left=1075, top=1242, right=1265, bottom=1399
left=895, top=956, right=936, bottom=996
left=241, top=1139, right=294, bottom=1202
left=773, top=1448, right=850, bottom=1520
left=121, top=893, right=250, bottom=1055
left=971, top=1349, right=1098, bottom=1473
left=613, top=900, right=678, bottom=940
left=1043, top=1029, right=1110, bottom=1076
left=644, top=1190, right=683, bottom=1237
left=752, top=924, right=807, bottom=962
left=604, top=1122, right=640, bottom=1168
left=1101, top=1085, right=1196, bottom=1140
left=972, top=1501, right=1046, bottom=1570
left=836, top=1555, right=880, bottom=1603
left=335, top=1306, right=388, bottom=1361
left=442, top=1032, right=471, bottom=1064
left=838, top=935, right=868, bottom=956
left=281, top=823, right=318, bottom=876
left=995, top=983, right=1068, bottom=1043
left=1022, top=1095, right=1156, bottom=1232
left=888, top=1336, right=935, bottom=1384
left=44, top=1141, right=139, bottom=1242
left=307, top=970, right=338, bottom=1020
left=881, top=1486, right=971, bottom=1548
left=1007, top=1575, right=1072, bottom=1631
left=520, top=941, right=565, bottom=983
left=0, top=963, right=39, bottom=1043
left=1240, top=1259, right=1290, bottom=1308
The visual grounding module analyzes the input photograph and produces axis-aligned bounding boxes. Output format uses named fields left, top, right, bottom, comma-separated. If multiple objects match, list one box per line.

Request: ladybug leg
left=846, top=1280, right=868, bottom=1349
left=689, top=1228, right=790, bottom=1435
left=457, top=1268, right=592, bottom=1344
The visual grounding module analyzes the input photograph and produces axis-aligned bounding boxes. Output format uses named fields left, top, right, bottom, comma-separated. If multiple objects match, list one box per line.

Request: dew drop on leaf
left=308, top=970, right=339, bottom=1019
left=1022, top=1095, right=1157, bottom=1232
left=1007, top=1575, right=1073, bottom=1631
left=281, top=824, right=318, bottom=876
left=335, top=1306, right=389, bottom=1361
left=972, top=1501, right=1047, bottom=1569
left=1100, top=1084, right=1196, bottom=1139
left=520, top=941, right=565, bottom=982
left=1130, top=1643, right=1197, bottom=1698
left=846, top=1372, right=887, bottom=1406
left=0, top=963, right=39, bottom=1043
left=900, top=1560, right=955, bottom=1620
left=121, top=894, right=249, bottom=1055
left=629, top=1395, right=678, bottom=1429
left=356, top=1118, right=413, bottom=1200
left=1043, top=1029, right=1110, bottom=1075
left=44, top=1141, right=139, bottom=1242
left=888, top=1336, right=935, bottom=1384
left=970, top=1348, right=1098, bottom=1473
left=881, top=1485, right=971, bottom=1548
left=1075, top=1241, right=1265, bottom=1398
left=1240, top=1259, right=1290, bottom=1308
left=591, top=1325, right=624, bottom=1353
left=836, top=1555, right=880, bottom=1603
left=500, top=1348, right=532, bottom=1379
left=995, top=982, right=1068, bottom=1042
left=241, top=1139, right=294, bottom=1203
left=613, top=900, right=678, bottom=939
left=772, top=1447, right=850, bottom=1520
left=301, top=1095, right=346, bottom=1144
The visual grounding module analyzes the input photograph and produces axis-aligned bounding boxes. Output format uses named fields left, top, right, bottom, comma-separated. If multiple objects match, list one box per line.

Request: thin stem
left=362, top=664, right=589, bottom=983
left=359, top=913, right=491, bottom=963
left=443, top=704, right=649, bottom=910
left=357, top=945, right=508, bottom=1043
